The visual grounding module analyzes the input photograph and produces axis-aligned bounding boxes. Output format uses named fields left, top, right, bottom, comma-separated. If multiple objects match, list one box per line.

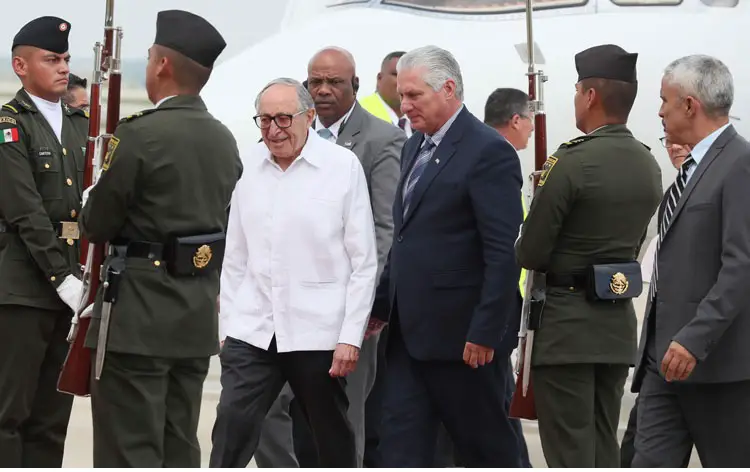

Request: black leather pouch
left=165, top=232, right=226, bottom=277
left=586, top=261, right=642, bottom=301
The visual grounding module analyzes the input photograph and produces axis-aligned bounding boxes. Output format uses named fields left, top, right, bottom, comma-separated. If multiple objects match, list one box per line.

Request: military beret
left=154, top=10, right=226, bottom=68
left=68, top=73, right=87, bottom=89
left=575, top=44, right=638, bottom=84
left=12, top=16, right=71, bottom=55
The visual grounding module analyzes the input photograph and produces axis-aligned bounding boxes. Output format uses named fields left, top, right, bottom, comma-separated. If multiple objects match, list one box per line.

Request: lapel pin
left=344, top=141, right=353, bottom=148
left=435, top=158, right=440, bottom=164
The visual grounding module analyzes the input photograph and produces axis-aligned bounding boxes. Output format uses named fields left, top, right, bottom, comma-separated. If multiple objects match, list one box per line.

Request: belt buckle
left=59, top=221, right=80, bottom=240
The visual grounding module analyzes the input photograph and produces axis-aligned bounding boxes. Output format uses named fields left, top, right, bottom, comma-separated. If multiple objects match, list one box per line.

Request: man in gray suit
left=254, top=46, right=404, bottom=468
left=631, top=54, right=750, bottom=467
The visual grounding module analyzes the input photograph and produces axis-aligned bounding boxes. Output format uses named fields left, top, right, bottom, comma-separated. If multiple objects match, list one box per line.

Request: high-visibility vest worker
left=359, top=92, right=393, bottom=123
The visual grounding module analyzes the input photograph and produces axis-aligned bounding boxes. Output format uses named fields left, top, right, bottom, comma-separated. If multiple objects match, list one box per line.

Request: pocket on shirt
left=290, top=282, right=346, bottom=329
left=31, top=148, right=63, bottom=201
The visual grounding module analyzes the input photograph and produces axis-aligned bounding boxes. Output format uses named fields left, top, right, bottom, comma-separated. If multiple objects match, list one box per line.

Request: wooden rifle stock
left=57, top=0, right=122, bottom=396
left=509, top=0, right=547, bottom=421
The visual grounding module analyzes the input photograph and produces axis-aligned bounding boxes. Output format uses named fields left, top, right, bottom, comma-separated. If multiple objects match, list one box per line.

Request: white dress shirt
left=27, top=91, right=63, bottom=143
left=314, top=102, right=356, bottom=142
left=219, top=129, right=378, bottom=352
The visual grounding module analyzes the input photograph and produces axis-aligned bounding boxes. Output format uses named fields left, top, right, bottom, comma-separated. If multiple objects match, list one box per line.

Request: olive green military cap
left=575, top=44, right=638, bottom=84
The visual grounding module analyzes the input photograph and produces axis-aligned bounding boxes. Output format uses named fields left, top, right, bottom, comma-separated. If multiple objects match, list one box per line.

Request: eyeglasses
left=253, top=110, right=305, bottom=129
left=659, top=137, right=668, bottom=148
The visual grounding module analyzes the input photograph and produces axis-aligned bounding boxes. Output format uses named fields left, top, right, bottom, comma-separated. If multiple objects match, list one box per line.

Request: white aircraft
left=201, top=0, right=747, bottom=195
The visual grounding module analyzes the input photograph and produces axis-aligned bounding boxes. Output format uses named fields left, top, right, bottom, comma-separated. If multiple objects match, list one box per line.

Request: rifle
left=509, top=0, right=547, bottom=421
left=57, top=0, right=123, bottom=397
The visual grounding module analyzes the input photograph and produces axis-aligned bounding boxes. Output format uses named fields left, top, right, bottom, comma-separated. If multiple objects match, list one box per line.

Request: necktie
left=317, top=128, right=334, bottom=141
left=649, top=155, right=695, bottom=301
left=402, top=137, right=436, bottom=216
left=398, top=116, right=407, bottom=130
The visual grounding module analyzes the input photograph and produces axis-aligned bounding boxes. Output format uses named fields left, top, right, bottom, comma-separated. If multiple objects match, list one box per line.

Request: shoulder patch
left=0, top=116, right=17, bottom=126
left=118, top=108, right=157, bottom=125
left=101, top=136, right=120, bottom=171
left=559, top=135, right=595, bottom=148
left=537, top=155, right=558, bottom=187
left=0, top=127, right=20, bottom=145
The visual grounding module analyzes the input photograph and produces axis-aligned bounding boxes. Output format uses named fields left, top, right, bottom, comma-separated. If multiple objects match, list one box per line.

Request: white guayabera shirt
left=219, top=129, right=378, bottom=353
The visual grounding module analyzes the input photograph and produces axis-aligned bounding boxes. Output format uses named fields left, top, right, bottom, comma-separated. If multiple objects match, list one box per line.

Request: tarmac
left=61, top=289, right=702, bottom=467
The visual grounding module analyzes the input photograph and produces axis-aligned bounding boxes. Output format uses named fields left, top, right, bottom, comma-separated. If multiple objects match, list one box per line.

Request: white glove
left=81, top=169, right=102, bottom=208
left=80, top=303, right=94, bottom=319
left=55, top=274, right=83, bottom=313
left=82, top=185, right=94, bottom=208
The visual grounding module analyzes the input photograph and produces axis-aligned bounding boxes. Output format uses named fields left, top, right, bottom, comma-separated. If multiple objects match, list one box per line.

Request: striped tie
left=649, top=155, right=695, bottom=301
left=402, top=137, right=436, bottom=216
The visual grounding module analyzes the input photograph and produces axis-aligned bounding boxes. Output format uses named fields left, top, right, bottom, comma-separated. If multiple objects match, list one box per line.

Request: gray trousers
left=632, top=366, right=750, bottom=467
left=254, top=333, right=380, bottom=467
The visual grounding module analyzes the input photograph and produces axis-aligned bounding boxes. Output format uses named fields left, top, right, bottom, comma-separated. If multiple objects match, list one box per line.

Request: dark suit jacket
left=371, top=106, right=523, bottom=361
left=633, top=125, right=750, bottom=390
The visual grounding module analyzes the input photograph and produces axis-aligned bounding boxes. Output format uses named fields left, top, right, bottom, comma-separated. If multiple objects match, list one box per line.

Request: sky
left=1, top=0, right=289, bottom=63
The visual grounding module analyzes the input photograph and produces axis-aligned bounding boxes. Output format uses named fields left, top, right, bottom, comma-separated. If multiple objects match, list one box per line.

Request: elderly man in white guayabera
left=209, top=77, right=378, bottom=468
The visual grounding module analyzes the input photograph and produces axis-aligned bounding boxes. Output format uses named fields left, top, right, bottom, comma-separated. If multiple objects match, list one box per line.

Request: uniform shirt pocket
left=31, top=148, right=63, bottom=201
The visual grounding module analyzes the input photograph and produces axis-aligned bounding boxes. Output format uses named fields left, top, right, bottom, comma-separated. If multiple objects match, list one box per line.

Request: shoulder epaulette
left=559, top=135, right=597, bottom=149
left=63, top=103, right=89, bottom=119
left=640, top=141, right=651, bottom=151
left=118, top=108, right=158, bottom=125
left=2, top=101, right=21, bottom=114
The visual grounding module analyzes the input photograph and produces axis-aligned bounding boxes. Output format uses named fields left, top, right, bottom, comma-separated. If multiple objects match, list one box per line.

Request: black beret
left=154, top=10, right=226, bottom=68
left=68, top=73, right=87, bottom=89
left=12, top=16, right=71, bottom=55
left=575, top=44, right=638, bottom=84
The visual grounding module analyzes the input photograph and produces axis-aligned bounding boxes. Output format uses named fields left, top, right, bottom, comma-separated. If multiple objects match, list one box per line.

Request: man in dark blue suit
left=367, top=45, right=524, bottom=467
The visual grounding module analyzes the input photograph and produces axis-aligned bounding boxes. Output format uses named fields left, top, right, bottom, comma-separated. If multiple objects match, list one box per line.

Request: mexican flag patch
left=0, top=128, right=19, bottom=144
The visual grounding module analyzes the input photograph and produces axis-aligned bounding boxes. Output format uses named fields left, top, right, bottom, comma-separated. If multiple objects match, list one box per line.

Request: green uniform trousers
left=532, top=363, right=629, bottom=467
left=90, top=351, right=210, bottom=467
left=0, top=305, right=74, bottom=467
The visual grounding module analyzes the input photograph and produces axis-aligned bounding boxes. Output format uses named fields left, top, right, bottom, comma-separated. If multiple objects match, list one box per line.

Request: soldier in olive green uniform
left=78, top=10, right=242, bottom=468
left=515, top=45, right=663, bottom=467
left=0, top=17, right=87, bottom=468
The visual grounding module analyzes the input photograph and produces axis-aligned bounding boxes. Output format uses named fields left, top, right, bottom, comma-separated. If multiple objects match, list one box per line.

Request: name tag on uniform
left=38, top=147, right=52, bottom=157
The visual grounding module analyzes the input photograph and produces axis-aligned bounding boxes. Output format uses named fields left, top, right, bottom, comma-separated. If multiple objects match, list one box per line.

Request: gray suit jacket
left=333, top=102, right=405, bottom=281
left=633, top=125, right=750, bottom=391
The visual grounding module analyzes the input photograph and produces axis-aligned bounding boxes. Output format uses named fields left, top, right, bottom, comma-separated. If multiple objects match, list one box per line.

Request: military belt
left=111, top=241, right=164, bottom=260
left=0, top=220, right=78, bottom=239
left=112, top=232, right=225, bottom=277
left=546, top=273, right=587, bottom=290
left=52, top=221, right=80, bottom=240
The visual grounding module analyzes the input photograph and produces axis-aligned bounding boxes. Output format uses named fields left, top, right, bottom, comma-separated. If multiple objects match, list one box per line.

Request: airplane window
left=699, top=0, right=738, bottom=6
left=327, top=0, right=371, bottom=5
left=380, top=0, right=587, bottom=14
left=610, top=0, right=682, bottom=5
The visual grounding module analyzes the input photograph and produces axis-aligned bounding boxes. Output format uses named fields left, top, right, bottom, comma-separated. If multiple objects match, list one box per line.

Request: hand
left=364, top=318, right=387, bottom=340
left=329, top=343, right=359, bottom=377
left=463, top=342, right=495, bottom=369
left=661, top=341, right=697, bottom=382
left=55, top=274, right=83, bottom=313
